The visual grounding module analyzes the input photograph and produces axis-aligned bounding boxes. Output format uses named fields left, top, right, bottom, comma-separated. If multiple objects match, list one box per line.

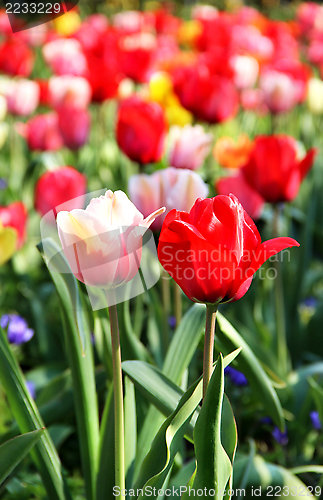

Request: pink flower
left=128, top=167, right=208, bottom=231
left=57, top=190, right=165, bottom=287
left=57, top=105, right=90, bottom=150
left=230, top=55, right=259, bottom=90
left=5, top=79, right=39, bottom=116
left=43, top=39, right=87, bottom=76
left=48, top=76, right=92, bottom=108
left=260, top=71, right=299, bottom=114
left=168, top=125, right=213, bottom=171
left=19, top=113, right=63, bottom=151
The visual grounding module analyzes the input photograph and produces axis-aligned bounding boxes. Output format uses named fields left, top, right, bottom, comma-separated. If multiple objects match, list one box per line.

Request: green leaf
left=216, top=313, right=284, bottom=429
left=0, top=328, right=71, bottom=500
left=134, top=374, right=205, bottom=497
left=233, top=454, right=315, bottom=498
left=0, top=429, right=44, bottom=485
left=122, top=349, right=241, bottom=442
left=40, top=238, right=99, bottom=500
left=96, top=385, right=114, bottom=500
left=134, top=304, right=206, bottom=478
left=193, top=354, right=232, bottom=499
left=308, top=377, right=323, bottom=426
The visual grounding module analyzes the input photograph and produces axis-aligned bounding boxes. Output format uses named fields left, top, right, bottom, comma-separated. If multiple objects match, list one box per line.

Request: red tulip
left=85, top=54, right=122, bottom=102
left=57, top=105, right=90, bottom=150
left=158, top=194, right=299, bottom=305
left=0, top=38, right=33, bottom=77
left=241, top=135, right=316, bottom=203
left=119, top=32, right=156, bottom=83
left=35, top=166, right=87, bottom=217
left=20, top=113, right=63, bottom=151
left=0, top=202, right=27, bottom=248
left=173, top=63, right=239, bottom=124
left=216, top=172, right=264, bottom=220
left=116, top=96, right=166, bottom=164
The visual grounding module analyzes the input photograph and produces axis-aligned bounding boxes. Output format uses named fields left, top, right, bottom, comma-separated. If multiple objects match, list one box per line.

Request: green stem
left=108, top=305, right=125, bottom=497
left=203, top=304, right=218, bottom=399
left=174, top=283, right=182, bottom=328
left=273, top=205, right=289, bottom=377
left=161, top=269, right=171, bottom=354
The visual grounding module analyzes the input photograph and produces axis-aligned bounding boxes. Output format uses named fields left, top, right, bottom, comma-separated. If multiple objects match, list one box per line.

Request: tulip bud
left=35, top=166, right=87, bottom=217
left=158, top=194, right=299, bottom=305
left=128, top=167, right=208, bottom=231
left=116, top=96, right=166, bottom=164
left=0, top=201, right=27, bottom=248
left=168, top=125, right=213, bottom=170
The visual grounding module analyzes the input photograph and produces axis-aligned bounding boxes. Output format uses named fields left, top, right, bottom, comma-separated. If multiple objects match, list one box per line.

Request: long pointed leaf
left=0, top=430, right=44, bottom=485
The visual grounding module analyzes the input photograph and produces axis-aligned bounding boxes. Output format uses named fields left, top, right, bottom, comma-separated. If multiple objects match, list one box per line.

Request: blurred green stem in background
left=273, top=205, right=290, bottom=378
left=203, top=304, right=218, bottom=399
left=108, top=304, right=125, bottom=497
left=174, top=282, right=182, bottom=329
left=161, top=269, right=170, bottom=355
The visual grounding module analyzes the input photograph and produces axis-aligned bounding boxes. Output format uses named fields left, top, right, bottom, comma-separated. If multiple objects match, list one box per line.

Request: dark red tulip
left=0, top=38, right=33, bottom=77
left=0, top=202, right=27, bottom=248
left=57, top=105, right=91, bottom=150
left=116, top=96, right=166, bottom=164
left=241, top=135, right=316, bottom=203
left=35, top=166, right=87, bottom=217
left=158, top=194, right=299, bottom=304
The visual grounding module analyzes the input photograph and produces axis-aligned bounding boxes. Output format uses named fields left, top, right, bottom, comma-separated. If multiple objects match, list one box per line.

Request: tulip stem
left=108, top=304, right=125, bottom=497
left=273, top=206, right=289, bottom=377
left=203, top=304, right=218, bottom=399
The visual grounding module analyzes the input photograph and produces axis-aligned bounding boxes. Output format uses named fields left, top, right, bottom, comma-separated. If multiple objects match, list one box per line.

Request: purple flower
left=310, top=411, right=321, bottom=431
left=225, top=366, right=248, bottom=386
left=272, top=427, right=288, bottom=446
left=168, top=316, right=176, bottom=329
left=0, top=314, right=34, bottom=344
left=260, top=416, right=273, bottom=425
left=302, top=297, right=317, bottom=308
left=0, top=178, right=7, bottom=190
left=26, top=380, right=36, bottom=399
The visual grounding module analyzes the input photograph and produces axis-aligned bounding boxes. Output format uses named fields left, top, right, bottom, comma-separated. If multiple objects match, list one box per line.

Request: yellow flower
left=307, top=78, right=323, bottom=115
left=165, top=105, right=193, bottom=127
left=53, top=11, right=81, bottom=36
left=148, top=72, right=173, bottom=106
left=0, top=222, right=17, bottom=266
left=177, top=20, right=202, bottom=47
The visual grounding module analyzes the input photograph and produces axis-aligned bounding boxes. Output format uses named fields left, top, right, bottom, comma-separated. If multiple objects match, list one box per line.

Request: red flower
left=216, top=172, right=264, bottom=220
left=57, top=105, right=90, bottom=150
left=158, top=194, right=299, bottom=304
left=173, top=64, right=239, bottom=124
left=35, top=166, right=87, bottom=217
left=20, top=113, right=63, bottom=152
left=0, top=202, right=27, bottom=248
left=241, top=135, right=316, bottom=203
left=116, top=96, right=166, bottom=164
left=0, top=38, right=33, bottom=77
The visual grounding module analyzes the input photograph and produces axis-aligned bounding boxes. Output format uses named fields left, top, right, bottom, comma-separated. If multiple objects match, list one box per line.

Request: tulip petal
left=248, top=237, right=300, bottom=277
left=299, top=148, right=316, bottom=180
